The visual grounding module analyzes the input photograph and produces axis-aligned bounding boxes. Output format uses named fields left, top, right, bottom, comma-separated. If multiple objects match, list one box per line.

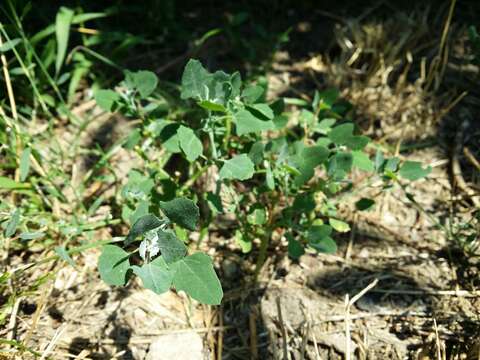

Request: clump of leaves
left=94, top=59, right=432, bottom=302
left=98, top=197, right=223, bottom=305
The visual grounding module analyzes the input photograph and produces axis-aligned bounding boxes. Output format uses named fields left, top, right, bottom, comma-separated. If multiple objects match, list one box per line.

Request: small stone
left=146, top=331, right=207, bottom=360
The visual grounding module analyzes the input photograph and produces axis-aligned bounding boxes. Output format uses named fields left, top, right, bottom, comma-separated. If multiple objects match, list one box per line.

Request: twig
left=463, top=147, right=480, bottom=172
left=276, top=297, right=290, bottom=360
left=6, top=297, right=22, bottom=348
left=249, top=308, right=258, bottom=360
left=217, top=306, right=224, bottom=360
left=371, top=288, right=480, bottom=297
left=345, top=279, right=379, bottom=360
left=0, top=33, right=18, bottom=120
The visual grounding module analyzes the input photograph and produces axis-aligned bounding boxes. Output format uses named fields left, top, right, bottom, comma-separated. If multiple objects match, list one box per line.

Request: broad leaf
left=177, top=126, right=203, bottom=162
left=219, top=154, right=255, bottom=180
left=157, top=230, right=187, bottom=264
left=125, top=214, right=163, bottom=245
left=95, top=89, right=120, bottom=112
left=159, top=197, right=199, bottom=231
left=98, top=245, right=130, bottom=286
left=352, top=151, right=374, bottom=172
left=307, top=225, right=337, bottom=253
left=329, top=123, right=369, bottom=150
left=247, top=103, right=274, bottom=120
left=329, top=123, right=353, bottom=145
left=329, top=218, right=350, bottom=233
left=198, top=100, right=226, bottom=112
left=181, top=59, right=211, bottom=100
left=235, top=230, right=252, bottom=253
left=328, top=152, right=352, bottom=180
left=287, top=234, right=305, bottom=260
left=132, top=70, right=158, bottom=98
left=242, top=85, right=264, bottom=103
left=293, top=146, right=329, bottom=186
left=248, top=141, right=265, bottom=165
left=234, top=109, right=274, bottom=136
left=399, top=161, right=431, bottom=181
left=132, top=256, right=174, bottom=294
left=172, top=253, right=223, bottom=305
left=314, top=118, right=337, bottom=134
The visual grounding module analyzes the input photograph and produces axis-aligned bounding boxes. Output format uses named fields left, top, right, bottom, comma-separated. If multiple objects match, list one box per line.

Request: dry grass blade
left=344, top=279, right=379, bottom=360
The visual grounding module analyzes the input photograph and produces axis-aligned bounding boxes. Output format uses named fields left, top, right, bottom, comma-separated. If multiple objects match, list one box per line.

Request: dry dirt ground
left=2, top=4, right=480, bottom=360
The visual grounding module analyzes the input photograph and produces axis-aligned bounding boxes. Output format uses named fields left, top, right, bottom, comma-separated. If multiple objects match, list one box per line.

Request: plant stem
left=253, top=230, right=271, bottom=281
left=209, top=129, right=218, bottom=159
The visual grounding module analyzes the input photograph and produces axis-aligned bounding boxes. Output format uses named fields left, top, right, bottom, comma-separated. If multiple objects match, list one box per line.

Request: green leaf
left=129, top=200, right=149, bottom=225
left=399, top=161, right=431, bottom=181
left=329, top=218, right=350, bottom=233
left=347, top=136, right=370, bottom=151
left=329, top=123, right=354, bottom=145
left=158, top=123, right=181, bottom=153
left=4, top=209, right=20, bottom=238
left=234, top=109, right=274, bottom=136
left=374, top=150, right=385, bottom=171
left=247, top=103, right=274, bottom=120
left=314, top=118, right=336, bottom=134
left=19, top=148, right=31, bottom=182
left=181, top=59, right=211, bottom=100
left=55, top=7, right=74, bottom=76
left=159, top=197, right=199, bottom=231
left=328, top=152, right=352, bottom=180
left=352, top=151, right=374, bottom=172
left=309, top=236, right=337, bottom=253
left=55, top=246, right=76, bottom=267
left=171, top=253, right=223, bottom=305
left=247, top=208, right=267, bottom=225
left=293, top=146, right=330, bottom=186
left=95, top=89, right=120, bottom=112
left=125, top=214, right=163, bottom=245
left=235, top=230, right=252, bottom=253
left=0, top=38, right=21, bottom=52
left=132, top=256, right=174, bottom=294
left=287, top=234, right=305, bottom=260
left=355, top=198, right=375, bottom=211
left=385, top=157, right=400, bottom=172
left=317, top=88, right=339, bottom=110
left=177, top=126, right=203, bottom=162
left=198, top=100, right=226, bottom=112
left=248, top=141, right=265, bottom=165
left=98, top=245, right=130, bottom=286
left=132, top=70, right=158, bottom=98
left=219, top=154, right=255, bottom=180
left=292, top=193, right=316, bottom=213
left=206, top=192, right=224, bottom=214
left=307, top=225, right=337, bottom=253
left=157, top=230, right=187, bottom=264
left=19, top=232, right=45, bottom=240
left=242, top=85, right=264, bottom=103
left=299, top=109, right=316, bottom=127
left=328, top=123, right=369, bottom=150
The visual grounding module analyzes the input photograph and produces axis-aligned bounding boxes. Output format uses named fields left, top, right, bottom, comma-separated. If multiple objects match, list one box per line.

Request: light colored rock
left=146, top=331, right=207, bottom=360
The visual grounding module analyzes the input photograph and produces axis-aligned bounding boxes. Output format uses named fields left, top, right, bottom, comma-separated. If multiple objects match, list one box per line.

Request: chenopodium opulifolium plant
left=93, top=59, right=432, bottom=303
left=98, top=197, right=223, bottom=305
